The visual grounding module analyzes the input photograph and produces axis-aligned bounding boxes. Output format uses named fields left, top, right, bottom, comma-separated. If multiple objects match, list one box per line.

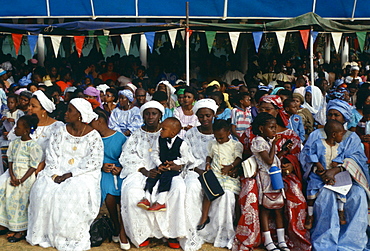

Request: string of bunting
left=2, top=29, right=368, bottom=57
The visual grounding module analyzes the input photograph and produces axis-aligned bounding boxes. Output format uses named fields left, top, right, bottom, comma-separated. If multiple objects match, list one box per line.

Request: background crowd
left=0, top=47, right=369, bottom=251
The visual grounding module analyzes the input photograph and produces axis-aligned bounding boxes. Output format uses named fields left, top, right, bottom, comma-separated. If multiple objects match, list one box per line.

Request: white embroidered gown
left=26, top=126, right=103, bottom=251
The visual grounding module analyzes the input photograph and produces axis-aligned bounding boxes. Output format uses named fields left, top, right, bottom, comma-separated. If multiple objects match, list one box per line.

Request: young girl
left=198, top=119, right=243, bottom=248
left=90, top=108, right=130, bottom=250
left=108, top=89, right=142, bottom=136
left=0, top=115, right=42, bottom=242
left=2, top=95, right=24, bottom=131
left=251, top=112, right=289, bottom=251
left=231, top=92, right=252, bottom=139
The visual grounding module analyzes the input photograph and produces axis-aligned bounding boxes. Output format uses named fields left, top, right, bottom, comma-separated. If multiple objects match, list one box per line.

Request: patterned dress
left=233, top=129, right=311, bottom=251
left=0, top=139, right=42, bottom=231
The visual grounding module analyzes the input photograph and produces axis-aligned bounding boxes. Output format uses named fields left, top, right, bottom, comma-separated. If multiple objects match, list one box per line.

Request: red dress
left=233, top=129, right=311, bottom=251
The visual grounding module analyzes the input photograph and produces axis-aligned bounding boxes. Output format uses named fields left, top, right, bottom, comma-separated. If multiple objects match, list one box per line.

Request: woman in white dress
left=181, top=99, right=218, bottom=251
left=7, top=90, right=64, bottom=173
left=27, top=90, right=64, bottom=173
left=119, top=101, right=187, bottom=248
left=26, top=98, right=104, bottom=251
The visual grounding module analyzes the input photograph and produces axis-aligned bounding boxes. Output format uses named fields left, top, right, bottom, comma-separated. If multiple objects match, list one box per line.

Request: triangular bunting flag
left=311, top=31, right=319, bottom=44
left=11, top=34, right=23, bottom=56
left=331, top=32, right=342, bottom=52
left=299, top=30, right=310, bottom=49
left=229, top=32, right=241, bottom=53
left=120, top=34, right=132, bottom=55
left=50, top=36, right=62, bottom=58
left=27, top=35, right=38, bottom=57
left=276, top=31, right=287, bottom=54
left=98, top=36, right=109, bottom=56
left=205, top=31, right=217, bottom=53
left=252, top=32, right=263, bottom=53
left=144, top=32, right=155, bottom=53
left=74, top=36, right=85, bottom=57
left=356, top=32, right=367, bottom=52
left=180, top=30, right=185, bottom=40
left=168, top=30, right=177, bottom=48
left=187, top=29, right=193, bottom=38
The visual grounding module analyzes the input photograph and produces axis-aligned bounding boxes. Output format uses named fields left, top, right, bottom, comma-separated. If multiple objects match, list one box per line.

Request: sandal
left=278, top=241, right=290, bottom=251
left=264, top=242, right=279, bottom=251
left=8, top=232, right=26, bottom=243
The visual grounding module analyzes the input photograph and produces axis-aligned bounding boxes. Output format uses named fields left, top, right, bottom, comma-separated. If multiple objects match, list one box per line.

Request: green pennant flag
left=98, top=36, right=109, bottom=56
left=356, top=32, right=367, bottom=52
left=205, top=31, right=216, bottom=53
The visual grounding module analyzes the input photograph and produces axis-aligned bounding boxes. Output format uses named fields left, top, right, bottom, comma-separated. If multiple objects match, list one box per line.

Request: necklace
left=143, top=125, right=159, bottom=152
left=69, top=124, right=87, bottom=165
left=35, top=116, right=49, bottom=139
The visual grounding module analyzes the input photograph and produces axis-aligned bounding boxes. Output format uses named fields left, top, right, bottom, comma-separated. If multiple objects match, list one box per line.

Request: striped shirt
left=231, top=106, right=252, bottom=137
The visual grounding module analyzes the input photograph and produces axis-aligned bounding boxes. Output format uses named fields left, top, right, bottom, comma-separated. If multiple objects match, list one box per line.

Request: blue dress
left=108, top=106, right=142, bottom=135
left=215, top=108, right=231, bottom=120
left=301, top=128, right=370, bottom=251
left=162, top=107, right=173, bottom=121
left=100, top=131, right=127, bottom=202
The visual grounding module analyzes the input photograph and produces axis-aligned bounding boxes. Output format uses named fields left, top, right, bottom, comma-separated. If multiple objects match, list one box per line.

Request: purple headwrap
left=84, top=87, right=103, bottom=108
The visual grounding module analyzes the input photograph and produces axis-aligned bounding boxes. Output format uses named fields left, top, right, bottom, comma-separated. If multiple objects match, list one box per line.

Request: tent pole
left=186, top=1, right=190, bottom=86
left=310, top=27, right=315, bottom=86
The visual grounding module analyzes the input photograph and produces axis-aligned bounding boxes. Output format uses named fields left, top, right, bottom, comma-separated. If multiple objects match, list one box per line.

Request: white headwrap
left=126, top=83, right=137, bottom=94
left=140, top=100, right=165, bottom=117
left=192, top=98, right=218, bottom=115
left=157, top=80, right=176, bottom=95
left=33, top=90, right=56, bottom=113
left=96, top=84, right=110, bottom=95
left=70, top=98, right=98, bottom=123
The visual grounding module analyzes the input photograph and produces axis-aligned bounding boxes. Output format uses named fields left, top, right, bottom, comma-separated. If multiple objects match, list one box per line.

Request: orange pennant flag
left=299, top=30, right=310, bottom=50
left=74, top=36, right=85, bottom=57
left=12, top=34, right=23, bottom=55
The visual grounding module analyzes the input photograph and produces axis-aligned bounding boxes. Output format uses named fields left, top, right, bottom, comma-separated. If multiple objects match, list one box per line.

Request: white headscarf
left=96, top=84, right=110, bottom=95
left=140, top=100, right=165, bottom=117
left=70, top=98, right=98, bottom=123
left=302, top=85, right=323, bottom=115
left=33, top=90, right=56, bottom=113
left=192, top=98, right=218, bottom=114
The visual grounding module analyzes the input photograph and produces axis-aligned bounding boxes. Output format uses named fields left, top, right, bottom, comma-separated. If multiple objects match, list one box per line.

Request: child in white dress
left=251, top=112, right=290, bottom=251
left=0, top=115, right=42, bottom=243
left=197, top=119, right=243, bottom=240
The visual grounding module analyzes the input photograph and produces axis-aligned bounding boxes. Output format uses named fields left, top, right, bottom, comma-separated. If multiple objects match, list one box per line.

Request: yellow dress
left=0, top=139, right=42, bottom=231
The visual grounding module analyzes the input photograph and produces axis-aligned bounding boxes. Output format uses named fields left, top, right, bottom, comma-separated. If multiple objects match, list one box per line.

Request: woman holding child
left=301, top=99, right=370, bottom=251
left=119, top=101, right=187, bottom=249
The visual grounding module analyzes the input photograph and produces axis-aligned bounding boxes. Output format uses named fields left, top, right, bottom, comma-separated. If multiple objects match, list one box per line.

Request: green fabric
left=176, top=88, right=185, bottom=95
left=356, top=32, right=366, bottom=52
left=97, top=36, right=109, bottom=55
left=205, top=31, right=216, bottom=53
left=190, top=13, right=370, bottom=32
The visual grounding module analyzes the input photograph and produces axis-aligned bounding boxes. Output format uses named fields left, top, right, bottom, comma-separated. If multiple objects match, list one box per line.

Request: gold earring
left=42, top=113, right=45, bottom=118
left=79, top=117, right=81, bottom=121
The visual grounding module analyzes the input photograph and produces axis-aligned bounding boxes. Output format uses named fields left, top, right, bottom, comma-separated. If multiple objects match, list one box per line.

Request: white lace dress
left=182, top=127, right=215, bottom=251
left=119, top=128, right=187, bottom=248
left=26, top=126, right=103, bottom=251
left=31, top=121, right=64, bottom=161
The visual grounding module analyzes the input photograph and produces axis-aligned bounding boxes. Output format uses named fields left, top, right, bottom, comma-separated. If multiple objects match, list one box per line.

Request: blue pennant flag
left=144, top=32, right=155, bottom=53
left=311, top=31, right=319, bottom=44
left=28, top=35, right=38, bottom=57
left=252, top=32, right=263, bottom=53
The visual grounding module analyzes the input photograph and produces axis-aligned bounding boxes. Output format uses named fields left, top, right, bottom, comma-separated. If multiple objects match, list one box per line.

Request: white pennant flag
left=276, top=31, right=287, bottom=54
left=168, top=30, right=177, bottom=48
left=331, top=32, right=342, bottom=52
left=120, top=34, right=132, bottom=55
left=229, top=32, right=240, bottom=53
left=180, top=30, right=185, bottom=40
left=50, top=36, right=62, bottom=58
